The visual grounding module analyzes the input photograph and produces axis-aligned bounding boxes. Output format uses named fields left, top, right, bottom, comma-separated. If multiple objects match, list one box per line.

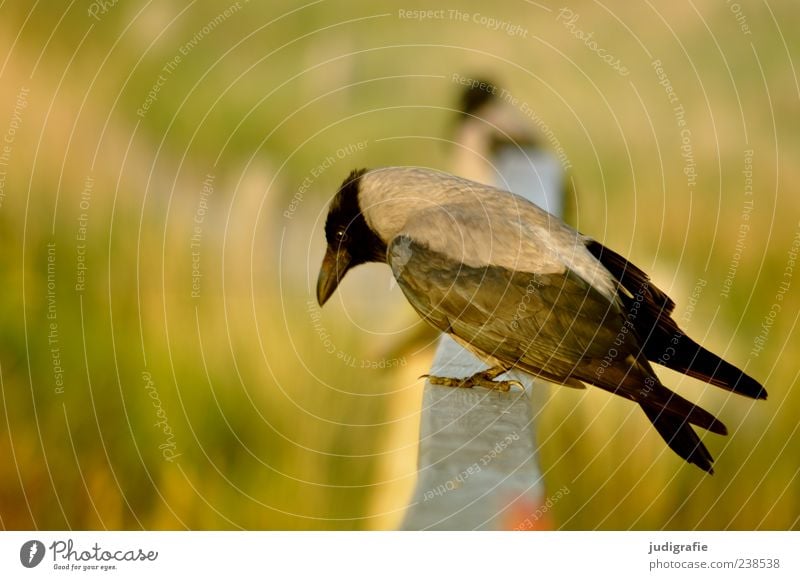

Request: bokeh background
left=0, top=0, right=797, bottom=530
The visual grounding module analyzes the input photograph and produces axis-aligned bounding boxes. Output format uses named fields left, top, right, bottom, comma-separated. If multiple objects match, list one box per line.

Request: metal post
left=401, top=127, right=565, bottom=529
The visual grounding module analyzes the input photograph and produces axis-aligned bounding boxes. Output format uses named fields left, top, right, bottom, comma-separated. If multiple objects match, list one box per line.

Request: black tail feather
left=585, top=238, right=767, bottom=400
left=641, top=404, right=716, bottom=474
left=586, top=360, right=728, bottom=435
left=641, top=383, right=728, bottom=436
left=646, top=332, right=767, bottom=400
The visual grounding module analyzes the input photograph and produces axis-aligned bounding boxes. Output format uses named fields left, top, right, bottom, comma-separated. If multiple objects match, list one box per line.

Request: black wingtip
left=584, top=238, right=768, bottom=403
left=750, top=378, right=768, bottom=400
left=675, top=346, right=768, bottom=401
left=750, top=381, right=768, bottom=400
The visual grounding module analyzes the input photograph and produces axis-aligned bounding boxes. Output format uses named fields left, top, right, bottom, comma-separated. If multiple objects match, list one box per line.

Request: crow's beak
left=316, top=245, right=351, bottom=306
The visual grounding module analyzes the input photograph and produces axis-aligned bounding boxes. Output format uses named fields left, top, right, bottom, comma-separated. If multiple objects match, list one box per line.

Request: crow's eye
left=334, top=229, right=348, bottom=244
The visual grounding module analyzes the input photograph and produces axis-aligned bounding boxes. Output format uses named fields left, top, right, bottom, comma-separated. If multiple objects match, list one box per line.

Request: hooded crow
left=316, top=166, right=767, bottom=473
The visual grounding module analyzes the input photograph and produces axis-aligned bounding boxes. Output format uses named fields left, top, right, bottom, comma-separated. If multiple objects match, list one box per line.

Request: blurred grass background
left=0, top=0, right=797, bottom=529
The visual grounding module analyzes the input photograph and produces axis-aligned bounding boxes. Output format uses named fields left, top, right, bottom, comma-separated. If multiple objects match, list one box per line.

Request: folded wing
left=387, top=230, right=726, bottom=473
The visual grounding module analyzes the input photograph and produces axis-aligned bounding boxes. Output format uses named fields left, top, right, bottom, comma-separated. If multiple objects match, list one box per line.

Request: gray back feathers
left=358, top=167, right=618, bottom=302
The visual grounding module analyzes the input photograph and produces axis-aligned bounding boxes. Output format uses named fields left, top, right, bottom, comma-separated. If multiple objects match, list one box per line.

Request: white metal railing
left=401, top=149, right=565, bottom=530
